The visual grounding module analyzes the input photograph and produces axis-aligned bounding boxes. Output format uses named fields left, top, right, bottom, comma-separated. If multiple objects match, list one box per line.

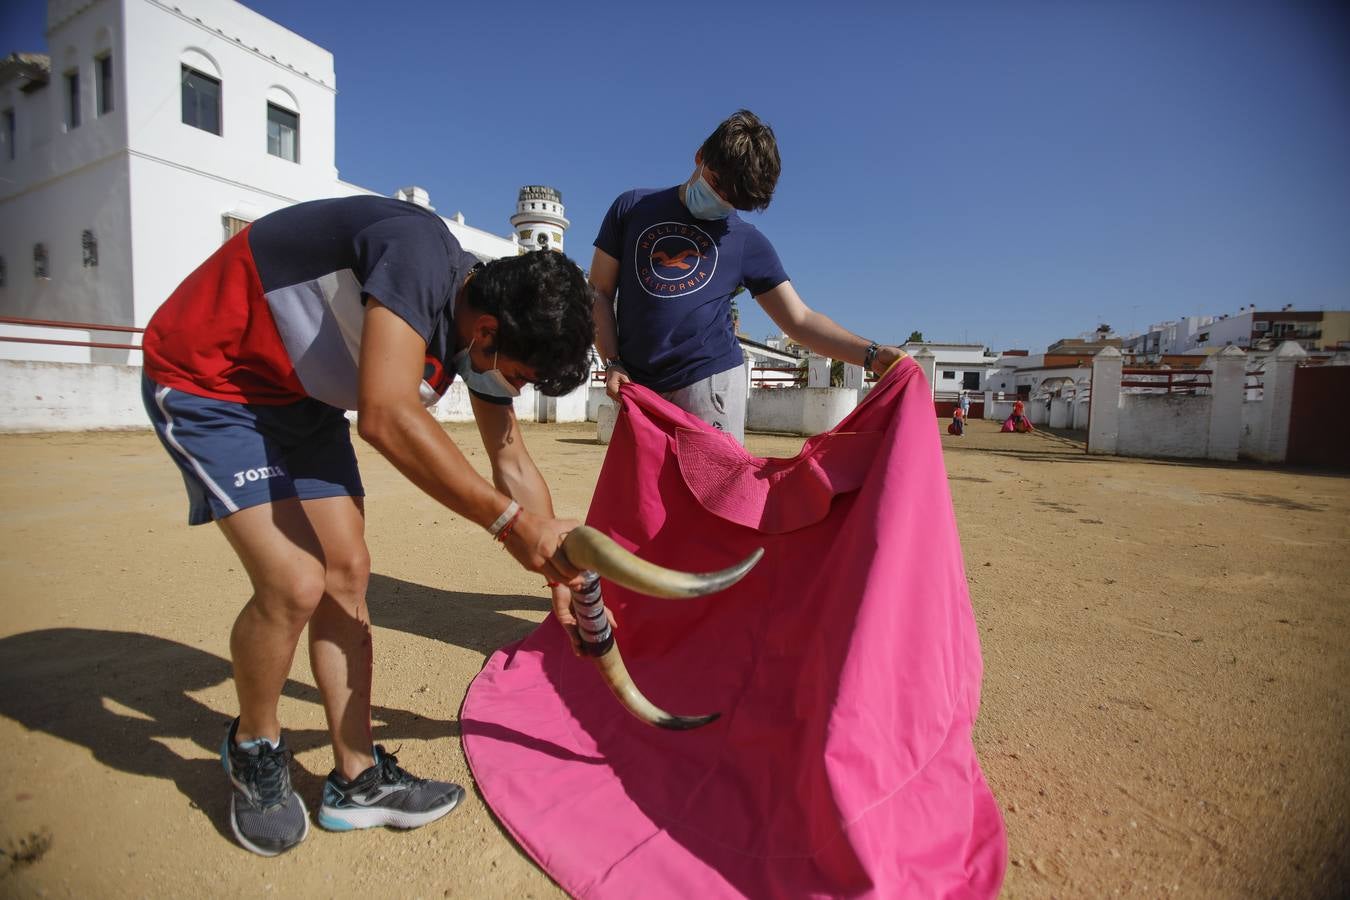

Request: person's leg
left=296, top=494, right=376, bottom=781
left=212, top=499, right=329, bottom=857
left=661, top=362, right=747, bottom=443
left=309, top=492, right=464, bottom=831
left=216, top=499, right=330, bottom=746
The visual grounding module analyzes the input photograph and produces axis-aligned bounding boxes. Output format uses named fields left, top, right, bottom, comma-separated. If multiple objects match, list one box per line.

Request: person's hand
left=871, top=345, right=906, bottom=375
left=500, top=510, right=584, bottom=588
left=604, top=364, right=631, bottom=401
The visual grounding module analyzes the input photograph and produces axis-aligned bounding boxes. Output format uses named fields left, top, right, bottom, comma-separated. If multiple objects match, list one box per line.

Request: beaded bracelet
left=494, top=507, right=523, bottom=543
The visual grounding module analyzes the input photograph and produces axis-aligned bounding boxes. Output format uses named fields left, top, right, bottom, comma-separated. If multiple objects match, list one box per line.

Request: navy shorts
left=142, top=376, right=365, bottom=525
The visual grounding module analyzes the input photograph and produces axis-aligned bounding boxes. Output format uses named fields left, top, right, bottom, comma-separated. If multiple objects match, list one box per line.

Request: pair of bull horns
left=560, top=526, right=763, bottom=730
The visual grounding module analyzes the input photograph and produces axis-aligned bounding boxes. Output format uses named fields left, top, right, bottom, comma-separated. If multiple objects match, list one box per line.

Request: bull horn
left=591, top=638, right=720, bottom=731
left=568, top=571, right=722, bottom=730
left=561, top=526, right=763, bottom=599
left=562, top=531, right=763, bottom=731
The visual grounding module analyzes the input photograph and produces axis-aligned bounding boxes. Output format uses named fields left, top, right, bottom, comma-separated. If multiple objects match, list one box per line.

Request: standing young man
left=142, top=195, right=593, bottom=855
left=589, top=109, right=905, bottom=443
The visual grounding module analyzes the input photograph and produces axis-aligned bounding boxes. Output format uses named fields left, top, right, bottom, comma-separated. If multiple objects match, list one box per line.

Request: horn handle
left=570, top=572, right=720, bottom=731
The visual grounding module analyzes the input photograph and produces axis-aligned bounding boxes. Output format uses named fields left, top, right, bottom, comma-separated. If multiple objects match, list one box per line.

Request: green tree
left=907, top=330, right=924, bottom=343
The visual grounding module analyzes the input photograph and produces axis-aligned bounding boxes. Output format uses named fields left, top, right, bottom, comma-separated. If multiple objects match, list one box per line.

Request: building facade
left=0, top=0, right=536, bottom=365
left=900, top=341, right=999, bottom=394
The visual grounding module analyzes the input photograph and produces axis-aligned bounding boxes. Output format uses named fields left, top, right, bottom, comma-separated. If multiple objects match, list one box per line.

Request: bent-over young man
left=141, top=195, right=593, bottom=855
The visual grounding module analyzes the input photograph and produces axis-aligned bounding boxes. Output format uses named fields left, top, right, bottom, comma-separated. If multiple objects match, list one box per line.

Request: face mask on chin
left=452, top=338, right=520, bottom=399
left=684, top=166, right=734, bottom=220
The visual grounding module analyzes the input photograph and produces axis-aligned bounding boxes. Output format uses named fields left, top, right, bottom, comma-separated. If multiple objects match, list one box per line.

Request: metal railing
left=0, top=315, right=144, bottom=352
left=1120, top=367, right=1211, bottom=394
left=750, top=365, right=804, bottom=388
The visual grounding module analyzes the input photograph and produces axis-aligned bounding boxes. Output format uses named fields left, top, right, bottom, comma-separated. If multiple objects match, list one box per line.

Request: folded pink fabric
left=462, top=358, right=1006, bottom=898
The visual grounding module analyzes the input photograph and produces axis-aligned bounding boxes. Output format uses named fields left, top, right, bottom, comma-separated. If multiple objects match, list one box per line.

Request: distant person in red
left=1001, top=399, right=1035, bottom=433
left=948, top=406, right=966, bottom=436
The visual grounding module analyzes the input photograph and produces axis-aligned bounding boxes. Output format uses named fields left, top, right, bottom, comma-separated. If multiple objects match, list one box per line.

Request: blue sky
left=4, top=1, right=1348, bottom=351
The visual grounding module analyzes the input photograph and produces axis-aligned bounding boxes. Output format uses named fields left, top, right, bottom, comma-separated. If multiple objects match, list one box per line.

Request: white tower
left=509, top=185, right=569, bottom=254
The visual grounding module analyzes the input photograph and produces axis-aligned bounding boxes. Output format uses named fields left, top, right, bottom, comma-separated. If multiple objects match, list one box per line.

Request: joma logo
left=233, top=465, right=286, bottom=488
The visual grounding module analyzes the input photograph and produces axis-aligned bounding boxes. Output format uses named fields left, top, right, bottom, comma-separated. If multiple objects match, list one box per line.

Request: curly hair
left=463, top=251, right=594, bottom=396
left=698, top=109, right=782, bottom=212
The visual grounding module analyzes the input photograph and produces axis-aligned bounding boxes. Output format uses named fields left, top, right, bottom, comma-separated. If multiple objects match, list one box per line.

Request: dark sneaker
left=317, top=745, right=464, bottom=831
left=220, top=717, right=309, bottom=856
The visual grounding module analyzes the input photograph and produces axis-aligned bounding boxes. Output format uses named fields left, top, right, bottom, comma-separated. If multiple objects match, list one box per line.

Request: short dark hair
left=464, top=251, right=594, bottom=396
left=698, top=109, right=781, bottom=212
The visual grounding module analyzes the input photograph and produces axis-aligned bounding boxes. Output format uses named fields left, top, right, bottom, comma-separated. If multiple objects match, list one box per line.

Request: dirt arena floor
left=0, top=417, right=1345, bottom=898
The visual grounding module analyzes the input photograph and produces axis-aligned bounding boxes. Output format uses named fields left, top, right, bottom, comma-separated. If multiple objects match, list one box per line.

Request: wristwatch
left=862, top=342, right=881, bottom=373
left=604, top=357, right=625, bottom=371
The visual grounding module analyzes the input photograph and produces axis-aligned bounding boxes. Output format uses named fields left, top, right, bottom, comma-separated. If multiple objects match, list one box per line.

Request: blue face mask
left=452, top=339, right=520, bottom=399
left=684, top=166, right=734, bottom=220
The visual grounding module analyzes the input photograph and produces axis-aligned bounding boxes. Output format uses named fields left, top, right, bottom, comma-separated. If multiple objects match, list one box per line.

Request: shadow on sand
left=0, top=579, right=549, bottom=843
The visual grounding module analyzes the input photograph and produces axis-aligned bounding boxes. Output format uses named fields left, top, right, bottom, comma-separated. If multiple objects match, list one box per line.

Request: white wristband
left=486, top=500, right=520, bottom=537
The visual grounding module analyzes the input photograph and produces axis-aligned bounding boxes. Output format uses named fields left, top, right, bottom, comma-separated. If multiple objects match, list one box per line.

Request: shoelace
left=249, top=745, right=293, bottom=810
left=373, top=745, right=417, bottom=787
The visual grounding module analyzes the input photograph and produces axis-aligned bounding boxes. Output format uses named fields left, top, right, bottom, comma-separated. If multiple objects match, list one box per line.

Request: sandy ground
left=0, top=418, right=1346, bottom=899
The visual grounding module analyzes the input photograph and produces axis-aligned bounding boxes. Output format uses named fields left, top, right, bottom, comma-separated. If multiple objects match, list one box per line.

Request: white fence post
left=806, top=355, right=831, bottom=388
left=1206, top=345, right=1245, bottom=461
left=982, top=389, right=994, bottom=419
left=1252, top=341, right=1306, bottom=462
left=913, top=348, right=937, bottom=404
left=840, top=363, right=864, bottom=390
left=1087, top=347, right=1122, bottom=455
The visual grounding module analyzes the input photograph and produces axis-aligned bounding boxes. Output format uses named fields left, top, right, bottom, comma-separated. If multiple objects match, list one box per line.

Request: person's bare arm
left=589, top=248, right=631, bottom=400
left=355, top=299, right=578, bottom=584
left=471, top=394, right=586, bottom=648
left=755, top=280, right=905, bottom=374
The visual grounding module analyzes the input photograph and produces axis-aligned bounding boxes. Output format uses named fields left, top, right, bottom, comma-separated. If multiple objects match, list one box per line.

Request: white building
left=0, top=0, right=534, bottom=365
left=899, top=341, right=999, bottom=394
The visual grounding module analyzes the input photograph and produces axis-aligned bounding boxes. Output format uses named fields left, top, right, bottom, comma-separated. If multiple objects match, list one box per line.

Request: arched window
left=82, top=230, right=98, bottom=267
left=266, top=87, right=299, bottom=162
left=180, top=49, right=222, bottom=135
left=34, top=244, right=49, bottom=279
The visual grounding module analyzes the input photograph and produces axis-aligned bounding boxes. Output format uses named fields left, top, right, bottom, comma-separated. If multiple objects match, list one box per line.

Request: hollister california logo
left=635, top=221, right=718, bottom=298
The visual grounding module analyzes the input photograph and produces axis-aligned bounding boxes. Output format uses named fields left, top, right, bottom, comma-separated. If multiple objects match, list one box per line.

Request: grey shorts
left=660, top=363, right=747, bottom=444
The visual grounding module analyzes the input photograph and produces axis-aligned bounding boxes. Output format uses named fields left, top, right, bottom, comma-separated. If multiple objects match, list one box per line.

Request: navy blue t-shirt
left=594, top=187, right=788, bottom=393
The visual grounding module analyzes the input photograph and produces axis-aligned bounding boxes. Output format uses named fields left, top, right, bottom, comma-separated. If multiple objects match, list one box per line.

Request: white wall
left=1116, top=393, right=1213, bottom=458
left=1240, top=399, right=1266, bottom=459
left=0, top=154, right=133, bottom=351
left=746, top=387, right=858, bottom=435
left=1090, top=345, right=1251, bottom=461
left=0, top=360, right=147, bottom=431
left=0, top=360, right=597, bottom=432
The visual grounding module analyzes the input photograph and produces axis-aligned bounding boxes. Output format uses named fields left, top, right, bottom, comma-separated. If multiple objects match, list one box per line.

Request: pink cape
left=461, top=359, right=1006, bottom=898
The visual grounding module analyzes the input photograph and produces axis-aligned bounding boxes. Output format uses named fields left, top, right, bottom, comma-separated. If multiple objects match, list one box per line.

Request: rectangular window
left=96, top=54, right=114, bottom=116
left=65, top=70, right=81, bottom=129
left=962, top=371, right=981, bottom=390
left=222, top=214, right=251, bottom=242
left=941, top=370, right=956, bottom=380
left=2, top=108, right=14, bottom=160
left=181, top=65, right=221, bottom=134
left=266, top=103, right=298, bottom=161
